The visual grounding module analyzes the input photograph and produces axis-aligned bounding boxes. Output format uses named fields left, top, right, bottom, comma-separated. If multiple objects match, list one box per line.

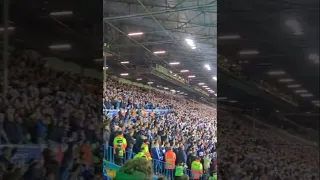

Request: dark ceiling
left=218, top=0, right=319, bottom=110
left=3, top=0, right=103, bottom=69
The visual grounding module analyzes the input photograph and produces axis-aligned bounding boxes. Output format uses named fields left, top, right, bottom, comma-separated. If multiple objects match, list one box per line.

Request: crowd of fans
left=0, top=47, right=318, bottom=180
left=104, top=78, right=218, bottom=179
left=104, top=78, right=319, bottom=180
left=0, top=48, right=103, bottom=179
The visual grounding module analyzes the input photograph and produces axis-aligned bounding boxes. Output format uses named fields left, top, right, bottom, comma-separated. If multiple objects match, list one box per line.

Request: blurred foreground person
left=114, top=158, right=153, bottom=180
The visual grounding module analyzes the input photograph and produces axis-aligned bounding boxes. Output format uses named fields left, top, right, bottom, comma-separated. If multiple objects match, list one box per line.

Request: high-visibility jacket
left=113, top=135, right=127, bottom=150
left=175, top=165, right=184, bottom=177
left=164, top=150, right=176, bottom=170
left=208, top=173, right=217, bottom=180
left=141, top=143, right=151, bottom=158
left=150, top=111, right=155, bottom=118
left=141, top=109, right=146, bottom=117
left=133, top=152, right=152, bottom=160
left=191, top=160, right=203, bottom=180
left=141, top=143, right=149, bottom=152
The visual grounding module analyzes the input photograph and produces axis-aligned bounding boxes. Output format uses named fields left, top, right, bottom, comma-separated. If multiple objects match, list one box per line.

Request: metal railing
left=104, top=145, right=208, bottom=180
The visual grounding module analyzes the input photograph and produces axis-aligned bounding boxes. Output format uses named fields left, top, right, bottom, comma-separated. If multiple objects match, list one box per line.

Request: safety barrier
left=104, top=145, right=208, bottom=180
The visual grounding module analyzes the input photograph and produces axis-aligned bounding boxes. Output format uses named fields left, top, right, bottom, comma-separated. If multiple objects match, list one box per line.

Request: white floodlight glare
left=204, top=64, right=211, bottom=70
left=285, top=19, right=303, bottom=35
left=278, top=78, right=294, bottom=83
left=180, top=70, right=189, bottom=72
left=188, top=75, right=195, bottom=78
left=287, top=84, right=301, bottom=88
left=0, top=26, right=15, bottom=32
left=198, top=83, right=205, bottom=85
left=169, top=62, right=180, bottom=65
left=136, top=78, right=142, bottom=81
left=213, top=76, right=217, bottom=81
left=154, top=51, right=166, bottom=54
left=202, top=86, right=208, bottom=88
left=120, top=73, right=129, bottom=76
left=147, top=82, right=154, bottom=84
left=239, top=50, right=259, bottom=55
left=217, top=97, right=228, bottom=100
left=50, top=11, right=73, bottom=16
left=300, top=93, right=313, bottom=97
left=128, top=32, right=144, bottom=36
left=268, top=70, right=286, bottom=75
left=164, top=87, right=169, bottom=90
left=311, top=100, right=320, bottom=104
left=120, top=61, right=129, bottom=64
left=308, top=53, right=319, bottom=64
left=294, top=90, right=308, bottom=93
left=103, top=66, right=108, bottom=70
left=185, top=39, right=196, bottom=48
left=218, top=35, right=241, bottom=40
left=214, top=93, right=217, bottom=96
left=49, top=44, right=71, bottom=50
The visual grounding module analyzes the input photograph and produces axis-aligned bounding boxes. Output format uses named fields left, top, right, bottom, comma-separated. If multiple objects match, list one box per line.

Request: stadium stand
left=0, top=48, right=103, bottom=179
left=104, top=78, right=319, bottom=180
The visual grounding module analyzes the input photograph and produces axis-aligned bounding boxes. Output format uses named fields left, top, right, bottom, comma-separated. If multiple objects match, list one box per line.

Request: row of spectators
left=104, top=78, right=318, bottom=180
left=1, top=48, right=103, bottom=179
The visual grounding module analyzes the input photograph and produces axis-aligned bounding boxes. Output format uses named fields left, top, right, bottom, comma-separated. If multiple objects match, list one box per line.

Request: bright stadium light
left=154, top=51, right=166, bottom=54
left=136, top=78, right=142, bottom=81
left=185, top=39, right=196, bottom=49
left=285, top=19, right=303, bottom=35
left=213, top=76, right=217, bottom=81
left=198, top=83, right=205, bottom=85
left=278, top=78, right=294, bottom=83
left=49, top=44, right=71, bottom=50
left=308, top=53, right=319, bottom=64
left=164, top=87, right=169, bottom=90
left=202, top=86, right=208, bottom=88
left=188, top=75, right=195, bottom=78
left=169, top=62, right=180, bottom=65
left=120, top=61, right=129, bottom=64
left=294, top=89, right=308, bottom=93
left=50, top=11, right=73, bottom=16
left=120, top=73, right=129, bottom=76
left=300, top=93, right=313, bottom=97
left=103, top=66, right=108, bottom=70
left=287, top=84, right=301, bottom=88
left=311, top=100, right=320, bottom=104
left=0, top=26, right=15, bottom=32
left=218, top=34, right=241, bottom=40
left=128, top=32, right=144, bottom=36
left=268, top=70, right=286, bottom=75
left=180, top=70, right=189, bottom=72
left=147, top=82, right=154, bottom=84
left=239, top=50, right=259, bottom=55
left=204, top=64, right=211, bottom=70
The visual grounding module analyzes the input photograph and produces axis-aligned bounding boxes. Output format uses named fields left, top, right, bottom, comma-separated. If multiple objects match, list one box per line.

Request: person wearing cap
left=191, top=157, right=203, bottom=180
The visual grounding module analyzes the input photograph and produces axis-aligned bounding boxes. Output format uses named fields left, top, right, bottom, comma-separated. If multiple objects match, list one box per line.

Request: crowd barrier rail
left=104, top=145, right=208, bottom=180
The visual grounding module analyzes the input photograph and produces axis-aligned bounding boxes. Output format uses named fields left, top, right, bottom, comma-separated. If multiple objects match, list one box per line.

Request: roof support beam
left=104, top=4, right=215, bottom=21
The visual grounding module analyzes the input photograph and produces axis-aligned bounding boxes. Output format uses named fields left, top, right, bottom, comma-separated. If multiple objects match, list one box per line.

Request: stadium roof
left=3, top=0, right=102, bottom=69
left=103, top=0, right=217, bottom=99
left=218, top=0, right=319, bottom=128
